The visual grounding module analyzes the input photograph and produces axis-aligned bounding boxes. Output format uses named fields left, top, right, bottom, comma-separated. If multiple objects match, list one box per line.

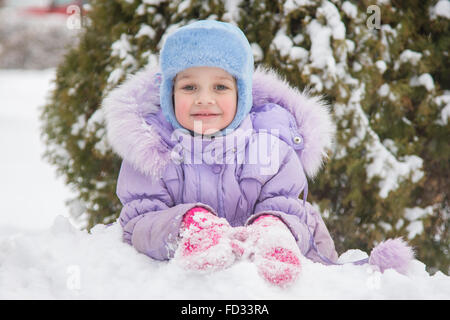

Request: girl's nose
left=194, top=90, right=215, bottom=105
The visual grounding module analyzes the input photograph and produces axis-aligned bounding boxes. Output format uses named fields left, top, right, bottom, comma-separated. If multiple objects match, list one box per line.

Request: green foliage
left=41, top=0, right=449, bottom=274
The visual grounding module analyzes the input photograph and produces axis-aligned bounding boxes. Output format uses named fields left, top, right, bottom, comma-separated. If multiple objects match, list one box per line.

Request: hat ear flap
left=160, top=74, right=183, bottom=130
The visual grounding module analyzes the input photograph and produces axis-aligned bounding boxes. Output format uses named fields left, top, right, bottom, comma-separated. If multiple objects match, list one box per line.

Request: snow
left=375, top=60, right=387, bottom=74
left=222, top=0, right=242, bottom=22
left=380, top=24, right=397, bottom=63
left=404, top=206, right=434, bottom=221
left=399, top=49, right=422, bottom=65
left=283, top=0, right=316, bottom=14
left=318, top=1, right=346, bottom=41
left=394, top=49, right=422, bottom=72
left=108, top=33, right=138, bottom=89
left=110, top=33, right=137, bottom=69
left=177, top=0, right=191, bottom=14
left=272, top=30, right=295, bottom=58
left=0, top=69, right=76, bottom=231
left=142, top=0, right=167, bottom=5
left=305, top=1, right=345, bottom=77
left=1, top=70, right=449, bottom=300
left=429, top=0, right=450, bottom=20
left=381, top=139, right=398, bottom=155
left=1, top=216, right=449, bottom=299
left=106, top=68, right=125, bottom=87
left=306, top=20, right=335, bottom=71
left=335, top=84, right=425, bottom=199
left=404, top=206, right=434, bottom=240
left=271, top=28, right=308, bottom=66
left=377, top=83, right=390, bottom=97
left=251, top=43, right=264, bottom=62
left=410, top=73, right=435, bottom=92
left=367, top=148, right=424, bottom=198
left=136, top=24, right=156, bottom=39
left=341, top=1, right=358, bottom=19
left=434, top=91, right=450, bottom=125
left=352, top=61, right=362, bottom=72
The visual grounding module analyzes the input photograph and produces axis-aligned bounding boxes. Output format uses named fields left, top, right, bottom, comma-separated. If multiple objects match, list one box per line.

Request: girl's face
left=173, top=66, right=237, bottom=135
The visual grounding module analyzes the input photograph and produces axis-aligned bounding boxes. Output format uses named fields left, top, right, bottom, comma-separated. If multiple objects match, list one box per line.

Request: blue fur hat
left=159, top=20, right=254, bottom=133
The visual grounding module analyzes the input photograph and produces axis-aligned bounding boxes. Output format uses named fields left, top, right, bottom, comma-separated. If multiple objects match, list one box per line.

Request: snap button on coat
left=293, top=136, right=302, bottom=144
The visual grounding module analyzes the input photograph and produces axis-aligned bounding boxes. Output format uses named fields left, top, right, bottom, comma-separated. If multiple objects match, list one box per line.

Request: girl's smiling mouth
left=191, top=112, right=222, bottom=119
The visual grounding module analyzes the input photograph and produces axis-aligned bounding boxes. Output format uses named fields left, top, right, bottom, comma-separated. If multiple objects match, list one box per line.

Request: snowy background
left=1, top=2, right=449, bottom=300
left=0, top=69, right=75, bottom=231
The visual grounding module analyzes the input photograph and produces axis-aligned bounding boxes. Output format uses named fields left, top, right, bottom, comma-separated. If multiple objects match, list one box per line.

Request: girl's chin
left=189, top=121, right=226, bottom=135
left=192, top=128, right=221, bottom=135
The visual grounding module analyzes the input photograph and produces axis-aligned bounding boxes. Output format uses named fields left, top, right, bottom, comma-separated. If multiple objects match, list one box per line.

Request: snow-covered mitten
left=246, top=215, right=302, bottom=287
left=174, top=207, right=241, bottom=271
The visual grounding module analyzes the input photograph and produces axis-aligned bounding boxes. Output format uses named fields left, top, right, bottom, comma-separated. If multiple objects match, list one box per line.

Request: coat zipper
left=196, top=167, right=201, bottom=203
left=217, top=166, right=224, bottom=219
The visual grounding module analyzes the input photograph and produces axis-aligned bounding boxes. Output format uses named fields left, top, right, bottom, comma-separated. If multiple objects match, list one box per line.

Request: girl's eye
left=181, top=85, right=195, bottom=91
left=215, top=84, right=228, bottom=91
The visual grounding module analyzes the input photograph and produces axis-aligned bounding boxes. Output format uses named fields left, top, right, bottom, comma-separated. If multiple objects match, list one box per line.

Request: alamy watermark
left=366, top=5, right=381, bottom=30
left=66, top=4, right=382, bottom=31
left=66, top=5, right=83, bottom=30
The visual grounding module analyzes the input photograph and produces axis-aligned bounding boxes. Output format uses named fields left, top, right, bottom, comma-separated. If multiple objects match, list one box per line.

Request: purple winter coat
left=103, top=66, right=339, bottom=264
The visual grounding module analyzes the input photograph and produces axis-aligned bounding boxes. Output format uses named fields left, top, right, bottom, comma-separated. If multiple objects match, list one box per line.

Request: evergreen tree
left=41, top=0, right=449, bottom=273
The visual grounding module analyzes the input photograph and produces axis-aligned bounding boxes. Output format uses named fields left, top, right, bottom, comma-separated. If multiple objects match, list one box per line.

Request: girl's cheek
left=220, top=96, right=237, bottom=115
left=174, top=96, right=191, bottom=118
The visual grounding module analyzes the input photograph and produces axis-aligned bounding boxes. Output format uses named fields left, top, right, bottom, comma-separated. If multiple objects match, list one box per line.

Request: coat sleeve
left=245, top=140, right=339, bottom=265
left=116, top=160, right=215, bottom=261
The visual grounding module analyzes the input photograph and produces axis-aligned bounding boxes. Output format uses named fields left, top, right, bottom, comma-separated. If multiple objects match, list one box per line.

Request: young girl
left=104, top=20, right=413, bottom=287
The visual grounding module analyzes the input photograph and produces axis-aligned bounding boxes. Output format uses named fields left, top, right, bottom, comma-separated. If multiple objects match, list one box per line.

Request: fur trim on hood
left=103, top=65, right=335, bottom=179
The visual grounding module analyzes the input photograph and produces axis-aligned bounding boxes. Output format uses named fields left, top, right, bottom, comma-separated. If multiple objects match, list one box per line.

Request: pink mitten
left=174, top=207, right=241, bottom=271
left=246, top=215, right=302, bottom=287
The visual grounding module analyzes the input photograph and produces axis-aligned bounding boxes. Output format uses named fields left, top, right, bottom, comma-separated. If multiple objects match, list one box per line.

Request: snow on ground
left=1, top=216, right=449, bottom=299
left=0, top=69, right=449, bottom=300
left=0, top=69, right=75, bottom=231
